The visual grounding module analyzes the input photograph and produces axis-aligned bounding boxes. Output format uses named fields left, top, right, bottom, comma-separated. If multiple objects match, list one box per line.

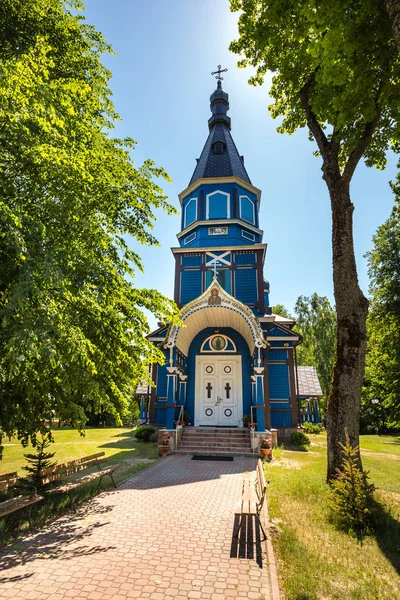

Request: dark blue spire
left=189, top=82, right=251, bottom=186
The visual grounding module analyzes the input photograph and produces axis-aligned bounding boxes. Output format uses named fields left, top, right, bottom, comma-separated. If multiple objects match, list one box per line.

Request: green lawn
left=0, top=427, right=159, bottom=543
left=0, top=427, right=158, bottom=484
left=266, top=434, right=400, bottom=600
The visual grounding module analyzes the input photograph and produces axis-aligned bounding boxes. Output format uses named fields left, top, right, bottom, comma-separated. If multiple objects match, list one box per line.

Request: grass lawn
left=0, top=427, right=158, bottom=485
left=0, top=427, right=158, bottom=543
left=266, top=433, right=400, bottom=600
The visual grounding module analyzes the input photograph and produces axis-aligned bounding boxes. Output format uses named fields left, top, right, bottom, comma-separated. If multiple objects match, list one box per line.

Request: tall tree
left=0, top=0, right=179, bottom=450
left=230, top=0, right=400, bottom=479
left=363, top=197, right=400, bottom=430
left=384, top=0, right=400, bottom=50
left=295, top=294, right=336, bottom=417
left=271, top=304, right=293, bottom=319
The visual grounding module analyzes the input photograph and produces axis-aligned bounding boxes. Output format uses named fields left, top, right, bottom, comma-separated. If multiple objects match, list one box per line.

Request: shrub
left=291, top=431, right=311, bottom=447
left=302, top=422, right=322, bottom=434
left=327, top=429, right=375, bottom=541
left=21, top=435, right=57, bottom=493
left=135, top=425, right=155, bottom=443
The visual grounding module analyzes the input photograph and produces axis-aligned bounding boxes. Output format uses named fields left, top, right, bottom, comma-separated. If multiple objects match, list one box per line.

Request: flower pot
left=159, top=444, right=170, bottom=457
left=260, top=448, right=271, bottom=458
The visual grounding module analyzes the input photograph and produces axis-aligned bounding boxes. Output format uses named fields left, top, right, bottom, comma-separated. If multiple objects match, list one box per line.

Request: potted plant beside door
left=259, top=436, right=272, bottom=458
left=158, top=432, right=170, bottom=457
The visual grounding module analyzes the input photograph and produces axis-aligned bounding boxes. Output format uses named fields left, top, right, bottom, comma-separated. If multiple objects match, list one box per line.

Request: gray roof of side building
left=296, top=366, right=323, bottom=398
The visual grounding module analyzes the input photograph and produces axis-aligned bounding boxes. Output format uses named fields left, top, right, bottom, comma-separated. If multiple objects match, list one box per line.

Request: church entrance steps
left=178, top=426, right=252, bottom=454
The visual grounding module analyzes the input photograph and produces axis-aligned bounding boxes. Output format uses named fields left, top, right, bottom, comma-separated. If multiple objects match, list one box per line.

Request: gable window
left=212, top=142, right=226, bottom=154
left=185, top=197, right=197, bottom=227
left=206, top=190, right=230, bottom=220
left=239, top=195, right=255, bottom=224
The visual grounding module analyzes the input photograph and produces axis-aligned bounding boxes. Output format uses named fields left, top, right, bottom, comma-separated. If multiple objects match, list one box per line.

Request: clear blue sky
left=82, top=0, right=397, bottom=329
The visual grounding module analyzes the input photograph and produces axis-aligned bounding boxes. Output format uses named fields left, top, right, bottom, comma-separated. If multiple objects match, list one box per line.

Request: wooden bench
left=234, top=458, right=268, bottom=541
left=40, top=452, right=120, bottom=512
left=0, top=472, right=43, bottom=526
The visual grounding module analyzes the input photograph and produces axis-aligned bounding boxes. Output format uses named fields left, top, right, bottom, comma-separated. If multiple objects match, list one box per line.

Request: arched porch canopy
left=164, top=278, right=267, bottom=357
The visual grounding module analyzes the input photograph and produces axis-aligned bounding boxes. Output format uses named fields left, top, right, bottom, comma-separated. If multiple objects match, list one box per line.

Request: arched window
left=185, top=197, right=197, bottom=227
left=239, top=195, right=255, bottom=224
left=206, top=190, right=230, bottom=219
left=200, top=334, right=237, bottom=353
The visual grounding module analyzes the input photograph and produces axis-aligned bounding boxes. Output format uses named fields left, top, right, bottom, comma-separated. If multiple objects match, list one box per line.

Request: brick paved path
left=0, top=455, right=271, bottom=600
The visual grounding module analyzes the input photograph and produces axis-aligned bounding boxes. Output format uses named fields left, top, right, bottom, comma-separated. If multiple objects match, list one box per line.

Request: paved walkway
left=0, top=455, right=272, bottom=600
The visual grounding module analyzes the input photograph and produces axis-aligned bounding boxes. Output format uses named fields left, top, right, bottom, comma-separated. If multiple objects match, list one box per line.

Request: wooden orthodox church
left=145, top=72, right=322, bottom=439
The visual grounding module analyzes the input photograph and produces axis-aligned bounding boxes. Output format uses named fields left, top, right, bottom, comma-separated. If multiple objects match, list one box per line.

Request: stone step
left=181, top=437, right=250, bottom=446
left=182, top=432, right=250, bottom=439
left=183, top=428, right=248, bottom=432
left=179, top=443, right=251, bottom=451
left=174, top=450, right=256, bottom=457
left=179, top=444, right=252, bottom=452
left=180, top=438, right=251, bottom=443
left=182, top=430, right=250, bottom=437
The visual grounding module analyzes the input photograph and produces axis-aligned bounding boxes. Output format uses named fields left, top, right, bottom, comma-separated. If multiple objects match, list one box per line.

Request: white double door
left=195, top=356, right=242, bottom=426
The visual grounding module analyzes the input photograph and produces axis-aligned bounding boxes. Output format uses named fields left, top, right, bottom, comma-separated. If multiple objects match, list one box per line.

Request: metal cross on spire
left=211, top=64, right=228, bottom=81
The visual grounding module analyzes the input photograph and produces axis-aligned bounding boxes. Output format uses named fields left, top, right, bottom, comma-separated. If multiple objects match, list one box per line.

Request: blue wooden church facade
left=147, top=80, right=306, bottom=434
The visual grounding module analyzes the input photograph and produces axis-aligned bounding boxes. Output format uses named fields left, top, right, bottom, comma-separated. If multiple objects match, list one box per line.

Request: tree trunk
left=384, top=0, right=400, bottom=51
left=324, top=171, right=369, bottom=482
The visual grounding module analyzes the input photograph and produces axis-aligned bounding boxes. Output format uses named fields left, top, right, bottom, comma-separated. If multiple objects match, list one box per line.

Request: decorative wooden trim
left=177, top=219, right=263, bottom=239
left=256, top=249, right=265, bottom=315
left=288, top=348, right=298, bottom=427
left=172, top=242, right=266, bottom=255
left=174, top=254, right=181, bottom=305
left=263, top=350, right=271, bottom=430
left=149, top=363, right=158, bottom=424
left=178, top=176, right=262, bottom=206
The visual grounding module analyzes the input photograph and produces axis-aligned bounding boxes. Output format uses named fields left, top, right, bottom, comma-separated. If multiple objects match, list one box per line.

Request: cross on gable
left=206, top=251, right=231, bottom=267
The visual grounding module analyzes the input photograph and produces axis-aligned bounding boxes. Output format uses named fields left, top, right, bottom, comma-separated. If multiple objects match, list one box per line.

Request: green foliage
left=271, top=304, right=293, bottom=319
left=134, top=426, right=155, bottom=443
left=21, top=435, right=57, bottom=492
left=294, top=295, right=336, bottom=401
left=0, top=0, right=180, bottom=448
left=272, top=296, right=336, bottom=421
left=302, top=422, right=322, bottom=434
left=291, top=431, right=311, bottom=447
left=328, top=430, right=375, bottom=541
left=182, top=412, right=190, bottom=426
left=230, top=0, right=400, bottom=171
left=362, top=198, right=400, bottom=431
left=230, top=0, right=400, bottom=478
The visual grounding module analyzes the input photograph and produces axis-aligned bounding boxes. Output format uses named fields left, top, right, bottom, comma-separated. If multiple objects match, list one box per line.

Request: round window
left=211, top=335, right=227, bottom=351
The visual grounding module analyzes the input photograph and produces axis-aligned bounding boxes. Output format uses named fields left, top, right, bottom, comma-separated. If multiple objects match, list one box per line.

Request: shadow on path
left=0, top=502, right=114, bottom=576
left=117, top=454, right=258, bottom=491
left=230, top=515, right=264, bottom=569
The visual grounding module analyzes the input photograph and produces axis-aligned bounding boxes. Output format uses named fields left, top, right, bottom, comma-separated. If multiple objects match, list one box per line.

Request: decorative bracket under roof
left=164, top=278, right=267, bottom=356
